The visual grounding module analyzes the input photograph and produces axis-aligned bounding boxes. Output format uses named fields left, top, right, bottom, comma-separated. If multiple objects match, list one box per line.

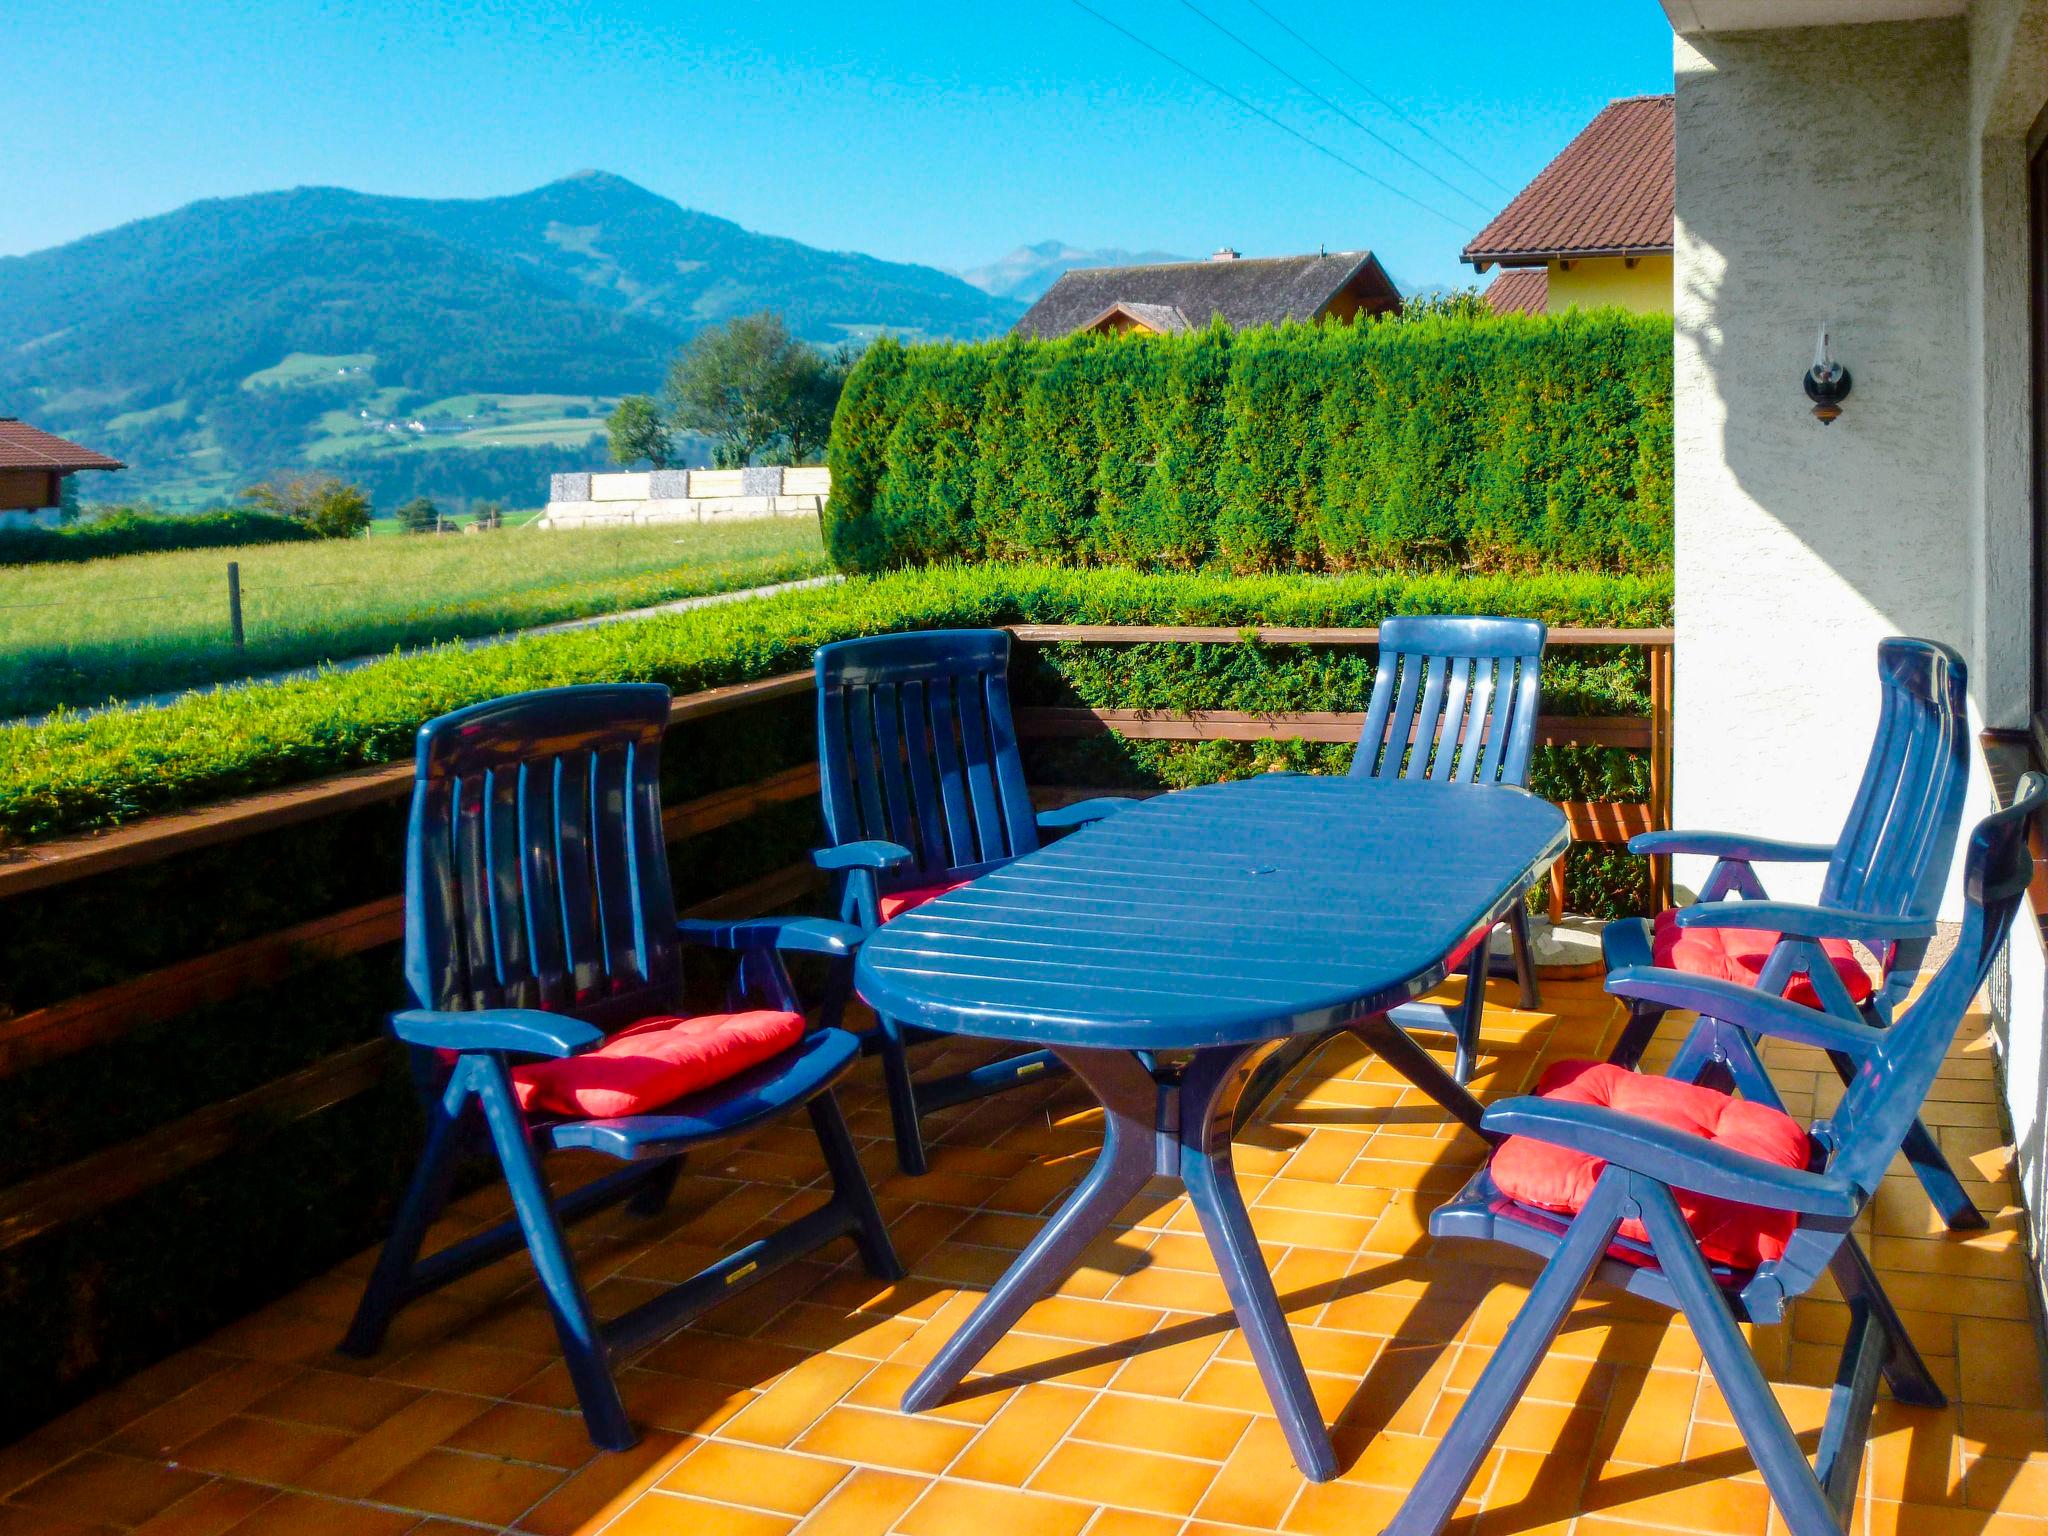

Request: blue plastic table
left=856, top=773, right=1570, bottom=1480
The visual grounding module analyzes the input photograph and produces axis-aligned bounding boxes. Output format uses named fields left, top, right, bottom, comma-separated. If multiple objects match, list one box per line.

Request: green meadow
left=0, top=517, right=828, bottom=718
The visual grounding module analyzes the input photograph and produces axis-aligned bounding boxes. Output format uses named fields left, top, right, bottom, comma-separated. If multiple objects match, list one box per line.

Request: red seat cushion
left=878, top=878, right=972, bottom=923
left=511, top=1010, right=806, bottom=1120
left=1651, top=907, right=1873, bottom=1010
left=1490, top=1059, right=1813, bottom=1269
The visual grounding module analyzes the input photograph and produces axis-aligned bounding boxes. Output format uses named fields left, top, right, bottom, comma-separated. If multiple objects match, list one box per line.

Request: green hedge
left=0, top=508, right=317, bottom=566
left=2, top=563, right=1670, bottom=846
left=824, top=312, right=1673, bottom=576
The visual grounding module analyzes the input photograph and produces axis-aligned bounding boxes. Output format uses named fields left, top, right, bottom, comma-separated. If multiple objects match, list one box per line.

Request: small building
left=0, top=417, right=124, bottom=523
left=1463, top=94, right=1674, bottom=316
left=1012, top=248, right=1402, bottom=340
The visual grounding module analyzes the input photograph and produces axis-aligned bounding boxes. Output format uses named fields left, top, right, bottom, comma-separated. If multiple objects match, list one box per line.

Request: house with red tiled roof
left=0, top=417, right=124, bottom=522
left=1463, top=94, right=1673, bottom=316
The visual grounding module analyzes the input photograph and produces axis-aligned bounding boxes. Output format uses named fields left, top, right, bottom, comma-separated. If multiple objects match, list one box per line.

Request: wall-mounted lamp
left=1805, top=322, right=1851, bottom=424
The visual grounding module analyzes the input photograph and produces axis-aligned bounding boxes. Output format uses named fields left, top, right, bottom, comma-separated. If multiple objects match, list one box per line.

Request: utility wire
left=1174, top=0, right=1493, bottom=215
left=1066, top=0, right=1472, bottom=233
left=1238, top=0, right=1514, bottom=196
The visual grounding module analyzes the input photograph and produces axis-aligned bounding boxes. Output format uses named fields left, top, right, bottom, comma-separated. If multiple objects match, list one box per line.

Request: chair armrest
left=1036, top=797, right=1139, bottom=832
left=1674, top=901, right=1934, bottom=947
left=391, top=1008, right=604, bottom=1058
left=1626, top=830, right=1835, bottom=863
left=1482, top=1095, right=1858, bottom=1217
left=676, top=916, right=866, bottom=958
left=812, top=840, right=915, bottom=873
left=1605, top=966, right=1888, bottom=1057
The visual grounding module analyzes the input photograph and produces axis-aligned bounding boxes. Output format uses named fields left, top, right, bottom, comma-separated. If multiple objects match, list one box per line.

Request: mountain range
left=954, top=240, right=1192, bottom=303
left=0, top=172, right=1027, bottom=506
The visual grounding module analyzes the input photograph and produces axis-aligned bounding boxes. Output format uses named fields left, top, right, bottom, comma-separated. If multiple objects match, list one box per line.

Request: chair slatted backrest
left=404, top=684, right=680, bottom=1031
left=815, top=630, right=1039, bottom=886
left=1764, top=773, right=2043, bottom=1297
left=1352, top=616, right=1547, bottom=787
left=1817, top=639, right=1969, bottom=999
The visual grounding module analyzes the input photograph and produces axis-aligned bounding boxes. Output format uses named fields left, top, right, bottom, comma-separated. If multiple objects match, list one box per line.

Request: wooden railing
left=0, top=623, right=1672, bottom=1256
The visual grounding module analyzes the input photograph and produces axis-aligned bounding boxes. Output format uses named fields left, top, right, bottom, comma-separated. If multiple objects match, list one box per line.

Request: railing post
left=226, top=562, right=245, bottom=650
left=1648, top=642, right=1673, bottom=910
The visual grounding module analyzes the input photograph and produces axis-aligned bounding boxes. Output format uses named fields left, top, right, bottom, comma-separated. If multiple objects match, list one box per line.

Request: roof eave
left=1463, top=245, right=1675, bottom=269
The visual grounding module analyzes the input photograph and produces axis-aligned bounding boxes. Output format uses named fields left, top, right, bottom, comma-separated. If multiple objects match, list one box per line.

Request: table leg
left=901, top=1045, right=1158, bottom=1414
left=1349, top=1012, right=1492, bottom=1139
left=1180, top=1045, right=1339, bottom=1481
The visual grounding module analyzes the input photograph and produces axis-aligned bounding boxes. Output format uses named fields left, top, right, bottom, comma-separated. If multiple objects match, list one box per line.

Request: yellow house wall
left=1544, top=254, right=1673, bottom=313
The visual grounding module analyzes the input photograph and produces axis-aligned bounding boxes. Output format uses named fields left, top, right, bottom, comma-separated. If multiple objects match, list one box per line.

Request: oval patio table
left=856, top=772, right=1570, bottom=1481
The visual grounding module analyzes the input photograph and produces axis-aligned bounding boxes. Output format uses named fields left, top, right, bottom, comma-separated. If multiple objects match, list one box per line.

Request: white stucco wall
left=1672, top=21, right=1983, bottom=910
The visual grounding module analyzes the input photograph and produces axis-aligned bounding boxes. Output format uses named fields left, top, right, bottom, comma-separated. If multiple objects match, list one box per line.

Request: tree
left=664, top=311, right=849, bottom=468
left=474, top=502, right=503, bottom=530
left=56, top=476, right=82, bottom=525
left=607, top=394, right=673, bottom=469
left=240, top=474, right=373, bottom=538
left=395, top=496, right=438, bottom=534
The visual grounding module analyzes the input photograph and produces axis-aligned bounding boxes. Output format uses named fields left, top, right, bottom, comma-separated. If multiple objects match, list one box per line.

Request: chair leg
left=1383, top=1173, right=1630, bottom=1535
left=624, top=1156, right=685, bottom=1218
left=470, top=1060, right=633, bottom=1450
left=809, top=1090, right=904, bottom=1282
left=876, top=1016, right=929, bottom=1177
left=1607, top=1003, right=1665, bottom=1069
left=1636, top=1181, right=1844, bottom=1536
left=340, top=1088, right=468, bottom=1358
left=1506, top=902, right=1541, bottom=1010
left=1452, top=954, right=1486, bottom=1085
left=1829, top=1236, right=1944, bottom=1406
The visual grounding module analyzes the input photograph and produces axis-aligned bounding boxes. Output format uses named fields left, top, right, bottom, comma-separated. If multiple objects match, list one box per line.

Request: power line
left=1173, top=0, right=1494, bottom=216
left=1237, top=0, right=1515, bottom=197
left=1066, top=0, right=1472, bottom=233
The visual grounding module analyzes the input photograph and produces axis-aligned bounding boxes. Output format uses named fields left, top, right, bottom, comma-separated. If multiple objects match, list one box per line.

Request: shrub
left=824, top=311, right=1673, bottom=576
left=0, top=562, right=1671, bottom=850
left=239, top=474, right=373, bottom=539
left=0, top=508, right=317, bottom=567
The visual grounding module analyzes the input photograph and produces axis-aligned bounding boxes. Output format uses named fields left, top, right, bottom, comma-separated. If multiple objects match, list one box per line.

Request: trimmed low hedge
left=1, top=562, right=1672, bottom=846
left=825, top=311, right=1674, bottom=576
left=0, top=508, right=317, bottom=566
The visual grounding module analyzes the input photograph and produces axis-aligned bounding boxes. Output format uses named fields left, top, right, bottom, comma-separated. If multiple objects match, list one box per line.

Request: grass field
left=0, top=518, right=829, bottom=718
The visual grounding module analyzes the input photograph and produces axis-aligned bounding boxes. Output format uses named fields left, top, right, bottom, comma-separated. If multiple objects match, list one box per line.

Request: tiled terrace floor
left=2, top=977, right=2043, bottom=1536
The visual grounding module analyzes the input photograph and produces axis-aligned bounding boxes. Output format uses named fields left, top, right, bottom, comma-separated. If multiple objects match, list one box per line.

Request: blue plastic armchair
left=813, top=629, right=1132, bottom=1174
left=340, top=685, right=900, bottom=1449
left=1604, top=636, right=1978, bottom=1227
left=1382, top=773, right=2046, bottom=1536
left=1363, top=616, right=1550, bottom=1082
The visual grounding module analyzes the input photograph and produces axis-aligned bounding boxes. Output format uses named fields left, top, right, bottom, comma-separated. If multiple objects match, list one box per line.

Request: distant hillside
left=0, top=172, right=1025, bottom=505
left=956, top=240, right=1193, bottom=304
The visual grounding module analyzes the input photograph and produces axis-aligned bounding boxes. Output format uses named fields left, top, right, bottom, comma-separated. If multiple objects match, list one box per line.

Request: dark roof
left=1463, top=95, right=1674, bottom=269
left=1484, top=269, right=1548, bottom=316
left=1013, top=250, right=1399, bottom=339
left=0, top=418, right=124, bottom=472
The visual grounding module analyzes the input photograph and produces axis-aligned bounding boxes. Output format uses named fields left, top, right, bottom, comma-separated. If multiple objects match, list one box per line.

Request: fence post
left=227, top=562, right=244, bottom=650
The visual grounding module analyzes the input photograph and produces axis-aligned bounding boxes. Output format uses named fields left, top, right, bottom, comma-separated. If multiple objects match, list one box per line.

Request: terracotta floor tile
left=1071, top=1393, right=1252, bottom=1462
left=440, top=1401, right=599, bottom=1470
left=9, top=1453, right=212, bottom=1528
left=787, top=1467, right=926, bottom=1536
left=658, top=1441, right=850, bottom=1514
left=217, top=1491, right=416, bottom=1536
left=896, top=1479, right=1092, bottom=1536
left=513, top=1431, right=689, bottom=1536
left=1028, top=1440, right=1218, bottom=1517
left=793, top=1405, right=976, bottom=1474
left=105, top=1362, right=301, bottom=1457
left=369, top=1446, right=565, bottom=1525
left=242, top=1372, right=424, bottom=1437
left=299, top=1392, right=494, bottom=1499
left=1279, top=1477, right=1404, bottom=1534
left=950, top=1382, right=1094, bottom=1486
left=600, top=1490, right=796, bottom=1535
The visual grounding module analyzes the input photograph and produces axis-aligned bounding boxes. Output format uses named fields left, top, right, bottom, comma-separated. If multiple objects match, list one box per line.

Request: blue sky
left=6, top=1, right=1672, bottom=292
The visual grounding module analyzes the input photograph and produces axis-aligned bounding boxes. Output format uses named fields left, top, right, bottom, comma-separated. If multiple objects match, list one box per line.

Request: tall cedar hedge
left=824, top=311, right=1673, bottom=575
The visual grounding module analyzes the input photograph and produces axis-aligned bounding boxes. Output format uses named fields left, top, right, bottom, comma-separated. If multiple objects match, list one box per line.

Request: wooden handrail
left=1009, top=624, right=1674, bottom=647
left=1015, top=706, right=1652, bottom=750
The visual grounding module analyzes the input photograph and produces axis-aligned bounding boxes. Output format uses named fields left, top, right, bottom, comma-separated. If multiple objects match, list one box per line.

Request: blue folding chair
left=812, top=629, right=1133, bottom=1175
left=1361, top=616, right=1549, bottom=1083
left=341, top=685, right=900, bottom=1449
left=1383, top=773, right=2045, bottom=1536
left=1606, top=637, right=1978, bottom=1227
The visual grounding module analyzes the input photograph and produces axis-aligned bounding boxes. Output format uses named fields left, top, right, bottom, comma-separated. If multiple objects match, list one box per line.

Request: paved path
left=20, top=574, right=841, bottom=727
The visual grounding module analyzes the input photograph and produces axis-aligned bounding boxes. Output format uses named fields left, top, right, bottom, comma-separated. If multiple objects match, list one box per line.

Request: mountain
left=956, top=240, right=1194, bottom=304
left=0, top=173, right=1025, bottom=505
